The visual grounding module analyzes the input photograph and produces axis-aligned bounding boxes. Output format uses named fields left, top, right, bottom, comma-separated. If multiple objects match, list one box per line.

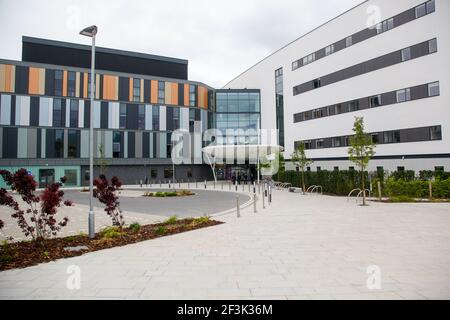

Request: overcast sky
left=0, top=0, right=362, bottom=88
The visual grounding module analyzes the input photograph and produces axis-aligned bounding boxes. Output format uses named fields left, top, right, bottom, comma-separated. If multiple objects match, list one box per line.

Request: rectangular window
left=138, top=104, right=145, bottom=130
left=164, top=168, right=173, bottom=179
left=133, top=78, right=141, bottom=102
left=316, top=139, right=324, bottom=149
left=152, top=106, right=160, bottom=131
left=187, top=167, right=193, bottom=178
left=426, top=0, right=435, bottom=14
left=430, top=126, right=441, bottom=140
left=348, top=100, right=359, bottom=112
left=55, top=129, right=64, bottom=158
left=189, top=85, right=196, bottom=106
left=396, top=88, right=411, bottom=103
left=150, top=169, right=157, bottom=179
left=428, top=38, right=437, bottom=53
left=292, top=60, right=299, bottom=70
left=415, top=3, right=426, bottom=18
left=384, top=130, right=401, bottom=143
left=371, top=133, right=379, bottom=144
left=369, top=95, right=382, bottom=108
left=304, top=140, right=312, bottom=150
left=119, top=103, right=126, bottom=129
left=313, top=78, right=321, bottom=89
left=54, top=70, right=63, bottom=96
left=113, top=131, right=121, bottom=158
left=428, top=82, right=440, bottom=97
left=346, top=36, right=352, bottom=47
left=401, top=47, right=411, bottom=62
left=158, top=81, right=165, bottom=104
left=64, top=169, right=77, bottom=186
left=68, top=129, right=77, bottom=158
left=387, top=17, right=394, bottom=30
left=173, top=107, right=180, bottom=129
left=53, top=98, right=63, bottom=127
left=316, top=167, right=321, bottom=172
left=397, top=166, right=405, bottom=172
left=325, top=44, right=334, bottom=56
left=67, top=71, right=76, bottom=97
left=70, top=100, right=79, bottom=127
left=332, top=137, right=341, bottom=148
left=302, top=56, right=308, bottom=65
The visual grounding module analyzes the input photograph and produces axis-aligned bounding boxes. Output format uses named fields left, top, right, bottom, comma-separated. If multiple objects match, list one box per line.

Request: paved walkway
left=1, top=189, right=450, bottom=300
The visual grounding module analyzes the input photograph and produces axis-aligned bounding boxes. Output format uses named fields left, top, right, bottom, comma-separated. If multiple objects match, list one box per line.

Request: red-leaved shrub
left=93, top=175, right=125, bottom=227
left=0, top=169, right=72, bottom=242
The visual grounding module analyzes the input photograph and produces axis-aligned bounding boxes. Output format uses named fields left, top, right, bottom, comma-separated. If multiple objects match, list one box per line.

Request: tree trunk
left=361, top=168, right=366, bottom=206
left=301, top=167, right=305, bottom=194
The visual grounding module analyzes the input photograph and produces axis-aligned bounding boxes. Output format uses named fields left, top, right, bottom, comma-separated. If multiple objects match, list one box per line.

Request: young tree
left=93, top=175, right=125, bottom=227
left=0, top=169, right=72, bottom=243
left=348, top=117, right=376, bottom=206
left=291, top=142, right=313, bottom=193
left=95, top=144, right=110, bottom=175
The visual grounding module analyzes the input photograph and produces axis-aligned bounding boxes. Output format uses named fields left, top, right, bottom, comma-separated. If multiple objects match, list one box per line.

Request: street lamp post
left=80, top=25, right=98, bottom=239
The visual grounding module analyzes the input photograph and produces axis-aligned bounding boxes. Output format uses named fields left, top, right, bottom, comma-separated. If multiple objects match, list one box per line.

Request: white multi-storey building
left=225, top=0, right=449, bottom=172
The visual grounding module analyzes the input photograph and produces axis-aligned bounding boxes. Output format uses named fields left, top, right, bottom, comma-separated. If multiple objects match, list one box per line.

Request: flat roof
left=22, top=36, right=188, bottom=65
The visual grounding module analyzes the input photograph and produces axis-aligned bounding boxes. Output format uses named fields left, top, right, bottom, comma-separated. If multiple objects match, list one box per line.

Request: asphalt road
left=64, top=189, right=251, bottom=217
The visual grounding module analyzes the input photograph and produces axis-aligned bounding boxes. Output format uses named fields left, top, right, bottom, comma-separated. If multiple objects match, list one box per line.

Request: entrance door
left=39, top=169, right=55, bottom=188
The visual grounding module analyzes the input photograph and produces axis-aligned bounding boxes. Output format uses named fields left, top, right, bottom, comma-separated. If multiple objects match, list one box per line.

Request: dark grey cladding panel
left=395, top=8, right=416, bottom=27
left=381, top=91, right=397, bottom=105
left=10, top=95, right=16, bottom=125
left=128, top=131, right=135, bottom=158
left=2, top=127, right=18, bottom=158
left=358, top=97, right=369, bottom=110
left=45, top=69, right=55, bottom=96
left=45, top=129, right=55, bottom=158
left=118, top=77, right=129, bottom=102
left=100, top=101, right=108, bottom=129
left=30, top=96, right=40, bottom=126
left=143, top=132, right=150, bottom=158
left=411, top=84, right=429, bottom=100
left=166, top=106, right=174, bottom=131
left=144, top=80, right=151, bottom=102
left=178, top=83, right=184, bottom=106
left=401, top=127, right=429, bottom=143
left=316, top=49, right=326, bottom=60
left=84, top=100, right=90, bottom=129
left=333, top=39, right=346, bottom=52
left=119, top=131, right=125, bottom=158
left=126, top=104, right=138, bottom=130
left=411, top=40, right=430, bottom=58
left=15, top=65, right=29, bottom=95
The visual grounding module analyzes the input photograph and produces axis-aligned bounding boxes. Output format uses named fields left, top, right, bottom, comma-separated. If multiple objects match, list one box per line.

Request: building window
left=316, top=167, right=321, bottom=172
left=304, top=140, right=312, bottom=150
left=292, top=60, right=299, bottom=70
left=53, top=98, right=63, bottom=127
left=426, top=0, right=435, bottom=14
left=113, top=131, right=121, bottom=158
left=396, top=88, right=411, bottom=102
left=64, top=169, right=77, bottom=186
left=158, top=81, right=165, bottom=104
left=150, top=169, right=157, bottom=179
left=430, top=126, right=441, bottom=140
left=349, top=166, right=355, bottom=171
left=428, top=38, right=437, bottom=53
left=348, top=100, right=359, bottom=112
left=377, top=18, right=394, bottom=34
left=384, top=130, right=401, bottom=144
left=152, top=106, right=160, bottom=131
left=415, top=3, right=426, bottom=18
left=67, top=71, right=76, bottom=97
left=138, top=104, right=145, bottom=130
left=346, top=36, right=352, bottom=47
left=334, top=167, right=339, bottom=171
left=133, top=78, right=141, bottom=102
left=70, top=100, right=79, bottom=127
left=313, top=78, right=321, bottom=89
left=68, top=129, right=77, bottom=158
left=325, top=44, right=334, bottom=56
left=164, top=168, right=173, bottom=179
left=173, top=107, right=180, bottom=129
left=187, top=167, right=193, bottom=178
left=371, top=133, right=379, bottom=144
left=275, top=68, right=284, bottom=147
left=332, top=137, right=341, bottom=148
left=55, top=129, right=64, bottom=158
left=428, top=82, right=440, bottom=97
left=54, top=70, right=63, bottom=96
left=401, top=47, right=411, bottom=62
left=397, top=166, right=405, bottom=172
left=369, top=95, right=382, bottom=108
left=189, top=85, right=196, bottom=106
left=119, top=103, right=126, bottom=129
left=316, top=139, right=324, bottom=149
left=435, top=166, right=444, bottom=172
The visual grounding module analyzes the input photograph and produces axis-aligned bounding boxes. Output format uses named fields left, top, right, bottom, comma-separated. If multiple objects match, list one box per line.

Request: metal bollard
left=214, top=180, right=216, bottom=189
left=377, top=181, right=382, bottom=201
left=262, top=189, right=265, bottom=209
left=258, top=182, right=261, bottom=194
left=169, top=180, right=171, bottom=189
left=179, top=181, right=181, bottom=189
left=242, top=183, right=244, bottom=192
left=221, top=181, right=224, bottom=190
left=268, top=186, right=272, bottom=205
left=236, top=195, right=240, bottom=218
left=253, top=182, right=256, bottom=194
left=188, top=180, right=190, bottom=189
left=235, top=181, right=238, bottom=191
left=204, top=180, right=207, bottom=189
left=229, top=181, right=231, bottom=190
left=196, top=180, right=198, bottom=189
left=253, top=193, right=257, bottom=213
left=159, top=180, right=162, bottom=188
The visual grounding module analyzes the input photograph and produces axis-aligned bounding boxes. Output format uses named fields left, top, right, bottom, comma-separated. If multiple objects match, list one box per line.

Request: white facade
left=224, top=0, right=450, bottom=172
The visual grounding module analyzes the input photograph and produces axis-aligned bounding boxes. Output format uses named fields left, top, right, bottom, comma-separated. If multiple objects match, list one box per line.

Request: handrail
left=306, top=185, right=316, bottom=193
left=310, top=185, right=323, bottom=195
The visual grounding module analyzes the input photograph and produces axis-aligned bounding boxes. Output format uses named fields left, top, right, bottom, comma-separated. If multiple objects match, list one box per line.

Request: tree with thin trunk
left=348, top=117, right=376, bottom=206
left=291, top=142, right=313, bottom=194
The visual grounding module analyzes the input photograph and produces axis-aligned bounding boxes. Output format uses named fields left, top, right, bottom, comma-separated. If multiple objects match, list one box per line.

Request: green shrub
left=129, top=222, right=141, bottom=233
left=389, top=195, right=415, bottom=203
left=164, top=215, right=178, bottom=225
left=155, top=226, right=167, bottom=235
left=390, top=170, right=416, bottom=181
left=100, top=226, right=125, bottom=238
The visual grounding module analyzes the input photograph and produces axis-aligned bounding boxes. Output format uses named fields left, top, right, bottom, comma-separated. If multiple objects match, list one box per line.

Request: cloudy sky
left=0, top=0, right=362, bottom=88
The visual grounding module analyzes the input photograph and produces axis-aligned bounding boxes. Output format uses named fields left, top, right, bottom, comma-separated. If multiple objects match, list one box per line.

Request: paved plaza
left=1, top=187, right=450, bottom=300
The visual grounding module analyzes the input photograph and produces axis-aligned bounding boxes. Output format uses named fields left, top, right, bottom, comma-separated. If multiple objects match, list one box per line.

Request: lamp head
left=80, top=25, right=98, bottom=37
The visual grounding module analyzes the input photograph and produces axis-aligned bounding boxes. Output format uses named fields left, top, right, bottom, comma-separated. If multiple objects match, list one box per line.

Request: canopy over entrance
left=202, top=144, right=284, bottom=182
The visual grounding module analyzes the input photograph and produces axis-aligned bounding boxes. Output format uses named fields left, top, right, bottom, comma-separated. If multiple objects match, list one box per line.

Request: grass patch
left=100, top=226, right=125, bottom=239
left=129, top=222, right=141, bottom=233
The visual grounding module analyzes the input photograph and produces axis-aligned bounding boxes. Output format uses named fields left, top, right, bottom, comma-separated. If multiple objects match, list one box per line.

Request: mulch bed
left=0, top=218, right=223, bottom=271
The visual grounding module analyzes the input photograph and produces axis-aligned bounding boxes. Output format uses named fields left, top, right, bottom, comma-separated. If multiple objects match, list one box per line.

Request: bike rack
left=347, top=188, right=361, bottom=202
left=306, top=185, right=316, bottom=193
left=306, top=185, right=322, bottom=195
left=356, top=189, right=371, bottom=203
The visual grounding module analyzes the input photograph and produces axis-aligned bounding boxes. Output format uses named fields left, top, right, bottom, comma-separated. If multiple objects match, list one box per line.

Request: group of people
left=230, top=172, right=255, bottom=185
